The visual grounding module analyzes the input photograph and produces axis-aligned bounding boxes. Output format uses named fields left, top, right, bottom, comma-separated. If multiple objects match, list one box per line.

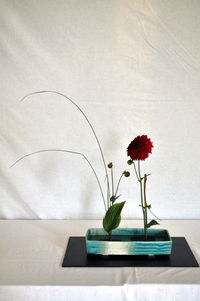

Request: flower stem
left=106, top=178, right=110, bottom=209
left=133, top=161, right=140, bottom=181
left=10, top=148, right=107, bottom=210
left=143, top=174, right=148, bottom=239
left=114, top=173, right=124, bottom=198
left=137, top=161, right=147, bottom=239
left=107, top=166, right=115, bottom=208
left=20, top=90, right=111, bottom=210
left=111, top=166, right=114, bottom=197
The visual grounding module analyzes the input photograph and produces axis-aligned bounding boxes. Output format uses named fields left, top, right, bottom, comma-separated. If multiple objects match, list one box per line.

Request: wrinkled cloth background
left=0, top=0, right=200, bottom=219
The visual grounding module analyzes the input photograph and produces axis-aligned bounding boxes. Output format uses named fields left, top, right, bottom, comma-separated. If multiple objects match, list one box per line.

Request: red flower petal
left=127, top=135, right=153, bottom=161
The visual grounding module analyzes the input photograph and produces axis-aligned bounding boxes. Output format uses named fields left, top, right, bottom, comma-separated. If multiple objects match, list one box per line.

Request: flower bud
left=107, top=162, right=113, bottom=168
left=127, top=159, right=133, bottom=165
left=123, top=171, right=130, bottom=177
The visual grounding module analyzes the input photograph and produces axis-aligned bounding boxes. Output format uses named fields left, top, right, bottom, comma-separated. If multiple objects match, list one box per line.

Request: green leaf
left=146, top=219, right=159, bottom=228
left=110, top=195, right=121, bottom=204
left=103, top=201, right=126, bottom=233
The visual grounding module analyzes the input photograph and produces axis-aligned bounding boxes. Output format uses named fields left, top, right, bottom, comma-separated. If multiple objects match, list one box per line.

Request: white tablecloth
left=0, top=220, right=200, bottom=301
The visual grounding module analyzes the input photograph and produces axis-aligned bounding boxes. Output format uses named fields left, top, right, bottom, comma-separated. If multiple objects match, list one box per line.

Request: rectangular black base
left=62, top=237, right=199, bottom=267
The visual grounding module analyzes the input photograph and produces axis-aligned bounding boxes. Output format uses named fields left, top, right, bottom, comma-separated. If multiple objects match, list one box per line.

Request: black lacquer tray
left=62, top=237, right=199, bottom=267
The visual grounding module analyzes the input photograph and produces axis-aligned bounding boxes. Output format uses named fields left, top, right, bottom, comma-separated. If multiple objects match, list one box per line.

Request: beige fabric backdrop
left=0, top=0, right=200, bottom=219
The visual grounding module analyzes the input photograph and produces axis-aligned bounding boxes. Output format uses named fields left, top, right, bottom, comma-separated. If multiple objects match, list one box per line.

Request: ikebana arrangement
left=87, top=135, right=172, bottom=255
left=11, top=91, right=172, bottom=256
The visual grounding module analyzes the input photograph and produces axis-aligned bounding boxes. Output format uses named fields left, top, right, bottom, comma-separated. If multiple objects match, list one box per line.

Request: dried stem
left=10, top=148, right=107, bottom=210
left=20, top=90, right=111, bottom=207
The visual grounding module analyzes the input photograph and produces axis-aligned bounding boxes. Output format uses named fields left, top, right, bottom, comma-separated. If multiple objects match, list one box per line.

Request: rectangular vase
left=86, top=228, right=172, bottom=255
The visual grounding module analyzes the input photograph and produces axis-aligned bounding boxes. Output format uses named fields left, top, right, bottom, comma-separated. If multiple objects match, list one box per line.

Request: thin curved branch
left=148, top=208, right=162, bottom=221
left=10, top=149, right=107, bottom=210
left=20, top=90, right=110, bottom=198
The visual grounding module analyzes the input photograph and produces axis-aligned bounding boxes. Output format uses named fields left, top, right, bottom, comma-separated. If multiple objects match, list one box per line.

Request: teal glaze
left=86, top=228, right=172, bottom=255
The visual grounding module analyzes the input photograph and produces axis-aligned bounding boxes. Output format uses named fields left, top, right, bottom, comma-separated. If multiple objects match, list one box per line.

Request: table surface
left=0, top=220, right=200, bottom=301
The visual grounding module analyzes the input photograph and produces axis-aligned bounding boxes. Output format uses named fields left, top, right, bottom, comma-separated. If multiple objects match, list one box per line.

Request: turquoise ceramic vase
left=86, top=228, right=172, bottom=255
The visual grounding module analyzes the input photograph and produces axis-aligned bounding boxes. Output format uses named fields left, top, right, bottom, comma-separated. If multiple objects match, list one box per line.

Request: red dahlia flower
left=127, top=135, right=153, bottom=161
